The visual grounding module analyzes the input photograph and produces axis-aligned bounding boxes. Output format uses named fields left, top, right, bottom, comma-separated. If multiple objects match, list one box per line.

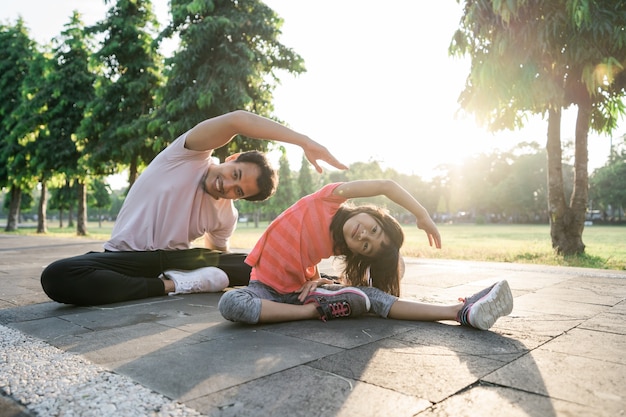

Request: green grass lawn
left=400, top=223, right=626, bottom=270
left=5, top=221, right=625, bottom=270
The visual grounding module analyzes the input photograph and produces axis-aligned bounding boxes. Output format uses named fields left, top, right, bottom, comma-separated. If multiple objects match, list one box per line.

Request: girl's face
left=342, top=212, right=388, bottom=257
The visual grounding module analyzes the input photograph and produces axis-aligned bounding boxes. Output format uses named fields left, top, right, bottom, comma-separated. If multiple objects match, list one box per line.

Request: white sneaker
left=164, top=267, right=229, bottom=295
left=457, top=280, right=514, bottom=330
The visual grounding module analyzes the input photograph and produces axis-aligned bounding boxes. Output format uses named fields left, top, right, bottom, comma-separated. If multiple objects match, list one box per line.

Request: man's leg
left=41, top=251, right=165, bottom=306
left=41, top=249, right=252, bottom=306
left=160, top=249, right=251, bottom=286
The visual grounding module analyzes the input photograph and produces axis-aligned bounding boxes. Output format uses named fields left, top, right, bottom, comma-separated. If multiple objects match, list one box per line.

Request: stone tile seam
left=471, top=380, right=594, bottom=409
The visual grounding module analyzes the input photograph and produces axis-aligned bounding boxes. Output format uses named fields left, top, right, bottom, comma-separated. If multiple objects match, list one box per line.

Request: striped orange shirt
left=245, top=183, right=346, bottom=294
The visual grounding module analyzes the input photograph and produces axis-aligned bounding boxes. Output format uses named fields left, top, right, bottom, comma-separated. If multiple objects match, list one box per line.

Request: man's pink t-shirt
left=245, top=183, right=346, bottom=294
left=104, top=132, right=237, bottom=251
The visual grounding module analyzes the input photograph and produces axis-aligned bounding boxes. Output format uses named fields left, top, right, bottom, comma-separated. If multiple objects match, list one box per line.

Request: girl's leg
left=258, top=299, right=319, bottom=323
left=219, top=283, right=370, bottom=324
left=387, top=280, right=514, bottom=330
left=388, top=299, right=462, bottom=321
left=359, top=286, right=462, bottom=321
left=219, top=282, right=275, bottom=324
left=219, top=286, right=318, bottom=324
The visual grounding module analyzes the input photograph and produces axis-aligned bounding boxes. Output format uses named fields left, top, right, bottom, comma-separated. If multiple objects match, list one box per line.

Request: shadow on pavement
left=4, top=293, right=558, bottom=417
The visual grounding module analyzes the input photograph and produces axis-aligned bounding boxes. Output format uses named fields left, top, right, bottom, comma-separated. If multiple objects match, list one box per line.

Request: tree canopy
left=155, top=0, right=305, bottom=161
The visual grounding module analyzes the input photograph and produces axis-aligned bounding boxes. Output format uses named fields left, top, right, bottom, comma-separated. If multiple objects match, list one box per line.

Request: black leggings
left=40, top=249, right=251, bottom=306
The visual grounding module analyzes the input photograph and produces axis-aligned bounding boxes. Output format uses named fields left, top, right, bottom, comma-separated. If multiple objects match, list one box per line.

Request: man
left=41, top=110, right=347, bottom=305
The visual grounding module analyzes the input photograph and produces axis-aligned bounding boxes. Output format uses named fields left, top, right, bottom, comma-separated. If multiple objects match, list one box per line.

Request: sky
left=2, top=0, right=622, bottom=183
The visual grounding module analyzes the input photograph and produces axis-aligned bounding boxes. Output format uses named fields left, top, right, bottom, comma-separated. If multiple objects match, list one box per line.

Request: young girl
left=218, top=180, right=513, bottom=330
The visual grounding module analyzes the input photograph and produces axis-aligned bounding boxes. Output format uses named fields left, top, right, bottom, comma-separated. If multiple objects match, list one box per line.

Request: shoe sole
left=308, top=287, right=371, bottom=312
left=468, top=280, right=513, bottom=330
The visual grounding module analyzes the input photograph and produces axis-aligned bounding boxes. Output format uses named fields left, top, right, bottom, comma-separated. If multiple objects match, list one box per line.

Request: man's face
left=201, top=161, right=261, bottom=200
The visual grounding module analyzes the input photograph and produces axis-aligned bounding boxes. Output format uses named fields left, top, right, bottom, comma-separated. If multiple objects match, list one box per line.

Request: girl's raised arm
left=333, top=180, right=442, bottom=249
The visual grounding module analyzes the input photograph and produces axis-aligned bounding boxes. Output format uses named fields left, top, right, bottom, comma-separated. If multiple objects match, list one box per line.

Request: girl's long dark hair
left=330, top=204, right=404, bottom=296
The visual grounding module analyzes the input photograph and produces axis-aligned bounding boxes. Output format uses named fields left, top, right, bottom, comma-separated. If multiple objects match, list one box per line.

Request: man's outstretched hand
left=303, top=140, right=349, bottom=173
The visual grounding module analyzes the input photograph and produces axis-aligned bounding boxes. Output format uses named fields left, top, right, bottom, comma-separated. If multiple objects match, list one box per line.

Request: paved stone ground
left=0, top=233, right=625, bottom=417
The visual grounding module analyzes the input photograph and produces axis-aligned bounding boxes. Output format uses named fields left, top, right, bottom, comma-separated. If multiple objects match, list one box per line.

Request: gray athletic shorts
left=218, top=280, right=398, bottom=324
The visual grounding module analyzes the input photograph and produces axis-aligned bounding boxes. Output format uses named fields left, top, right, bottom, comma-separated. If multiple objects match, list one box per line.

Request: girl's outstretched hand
left=417, top=216, right=442, bottom=249
left=296, top=278, right=333, bottom=302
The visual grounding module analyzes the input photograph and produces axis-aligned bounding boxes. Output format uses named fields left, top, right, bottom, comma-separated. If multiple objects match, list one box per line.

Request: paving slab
left=1, top=234, right=625, bottom=417
left=187, top=365, right=432, bottom=417
left=309, top=335, right=506, bottom=403
left=483, top=349, right=625, bottom=416
left=418, top=384, right=596, bottom=417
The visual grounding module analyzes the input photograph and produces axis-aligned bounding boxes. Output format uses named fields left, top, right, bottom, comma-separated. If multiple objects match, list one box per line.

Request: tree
left=8, top=12, right=96, bottom=234
left=155, top=0, right=305, bottom=161
left=7, top=47, right=51, bottom=233
left=392, top=171, right=439, bottom=223
left=82, top=0, right=163, bottom=187
left=297, top=154, right=315, bottom=198
left=76, top=181, right=88, bottom=235
left=271, top=149, right=296, bottom=219
left=0, top=20, right=39, bottom=231
left=453, top=151, right=511, bottom=220
left=249, top=148, right=295, bottom=223
left=49, top=181, right=75, bottom=228
left=2, top=188, right=33, bottom=223
left=47, top=12, right=98, bottom=235
left=451, top=0, right=626, bottom=255
left=492, top=143, right=549, bottom=223
left=590, top=135, right=626, bottom=220
left=90, top=178, right=112, bottom=228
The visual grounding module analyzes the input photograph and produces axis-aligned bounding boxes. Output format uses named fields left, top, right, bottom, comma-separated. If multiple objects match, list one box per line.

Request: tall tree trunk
left=76, top=181, right=88, bottom=236
left=565, top=100, right=592, bottom=255
left=128, top=154, right=139, bottom=189
left=254, top=209, right=260, bottom=228
left=5, top=185, right=21, bottom=232
left=59, top=207, right=64, bottom=228
left=547, top=104, right=589, bottom=256
left=37, top=180, right=48, bottom=234
left=546, top=108, right=568, bottom=253
left=68, top=204, right=74, bottom=228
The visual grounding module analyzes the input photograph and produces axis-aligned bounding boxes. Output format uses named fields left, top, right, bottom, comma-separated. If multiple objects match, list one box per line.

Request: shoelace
left=328, top=301, right=351, bottom=318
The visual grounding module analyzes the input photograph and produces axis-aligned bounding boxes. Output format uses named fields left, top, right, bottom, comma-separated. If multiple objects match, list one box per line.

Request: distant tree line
left=234, top=138, right=625, bottom=227
left=3, top=134, right=624, bottom=229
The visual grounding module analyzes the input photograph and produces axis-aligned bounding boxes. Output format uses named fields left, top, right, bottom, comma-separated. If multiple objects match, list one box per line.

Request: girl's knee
left=218, top=290, right=260, bottom=324
left=361, top=286, right=397, bottom=318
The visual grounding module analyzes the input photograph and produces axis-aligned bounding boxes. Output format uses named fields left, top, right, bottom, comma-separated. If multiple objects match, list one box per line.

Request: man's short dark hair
left=236, top=151, right=278, bottom=202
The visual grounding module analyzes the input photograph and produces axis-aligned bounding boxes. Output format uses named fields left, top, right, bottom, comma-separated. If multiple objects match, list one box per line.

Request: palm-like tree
left=450, top=0, right=626, bottom=255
